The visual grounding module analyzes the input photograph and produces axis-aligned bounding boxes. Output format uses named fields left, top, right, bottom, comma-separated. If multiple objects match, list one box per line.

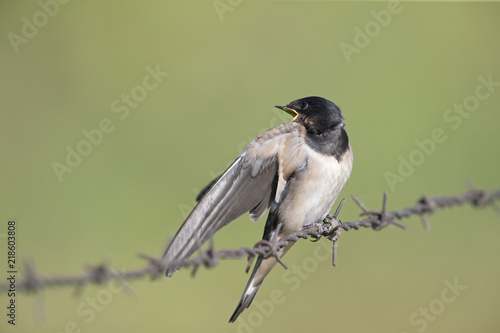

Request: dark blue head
left=276, top=96, right=344, bottom=133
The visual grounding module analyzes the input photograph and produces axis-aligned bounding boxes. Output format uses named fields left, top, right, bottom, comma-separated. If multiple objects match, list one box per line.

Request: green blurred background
left=1, top=1, right=500, bottom=332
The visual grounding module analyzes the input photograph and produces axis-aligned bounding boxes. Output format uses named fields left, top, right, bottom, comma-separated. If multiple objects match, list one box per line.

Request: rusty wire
left=2, top=186, right=499, bottom=293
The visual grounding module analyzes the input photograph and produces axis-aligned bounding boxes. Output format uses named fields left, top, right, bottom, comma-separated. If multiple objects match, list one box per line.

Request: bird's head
left=275, top=96, right=344, bottom=133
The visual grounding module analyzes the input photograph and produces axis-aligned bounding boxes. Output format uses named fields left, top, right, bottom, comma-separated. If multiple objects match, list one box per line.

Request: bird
left=161, top=96, right=354, bottom=322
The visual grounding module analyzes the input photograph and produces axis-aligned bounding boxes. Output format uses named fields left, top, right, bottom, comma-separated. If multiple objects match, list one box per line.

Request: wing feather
left=163, top=122, right=303, bottom=276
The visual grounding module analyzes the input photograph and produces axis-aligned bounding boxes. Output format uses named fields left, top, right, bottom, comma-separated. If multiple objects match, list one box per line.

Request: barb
left=2, top=187, right=499, bottom=293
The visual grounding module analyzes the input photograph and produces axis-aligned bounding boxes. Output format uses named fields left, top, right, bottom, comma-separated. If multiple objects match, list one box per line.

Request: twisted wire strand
left=2, top=187, right=499, bottom=293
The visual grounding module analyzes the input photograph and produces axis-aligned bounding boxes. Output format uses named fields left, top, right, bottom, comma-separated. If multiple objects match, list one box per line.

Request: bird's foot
left=305, top=222, right=328, bottom=242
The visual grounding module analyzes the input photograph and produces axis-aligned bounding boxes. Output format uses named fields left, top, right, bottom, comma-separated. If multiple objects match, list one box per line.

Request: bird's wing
left=163, top=122, right=304, bottom=276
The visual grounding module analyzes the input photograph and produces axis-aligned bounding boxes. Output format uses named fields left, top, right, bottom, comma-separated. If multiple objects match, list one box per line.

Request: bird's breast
left=278, top=144, right=353, bottom=235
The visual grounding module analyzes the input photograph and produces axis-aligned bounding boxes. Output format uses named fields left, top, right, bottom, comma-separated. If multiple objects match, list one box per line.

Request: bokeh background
left=1, top=1, right=500, bottom=332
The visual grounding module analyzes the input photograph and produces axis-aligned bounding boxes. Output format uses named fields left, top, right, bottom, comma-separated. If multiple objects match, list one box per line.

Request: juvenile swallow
left=161, top=96, right=353, bottom=322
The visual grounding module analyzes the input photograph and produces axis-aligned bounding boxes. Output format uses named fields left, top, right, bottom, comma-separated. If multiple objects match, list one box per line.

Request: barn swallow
left=161, top=96, right=354, bottom=322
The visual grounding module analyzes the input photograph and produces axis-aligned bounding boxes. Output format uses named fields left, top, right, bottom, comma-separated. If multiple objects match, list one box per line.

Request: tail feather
left=229, top=240, right=294, bottom=322
left=229, top=283, right=261, bottom=323
left=229, top=258, right=263, bottom=323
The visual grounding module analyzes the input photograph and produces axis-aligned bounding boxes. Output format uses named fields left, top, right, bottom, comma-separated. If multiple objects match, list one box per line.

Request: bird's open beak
left=275, top=105, right=299, bottom=121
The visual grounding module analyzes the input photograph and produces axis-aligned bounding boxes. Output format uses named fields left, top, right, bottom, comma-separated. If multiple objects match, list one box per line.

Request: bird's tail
left=229, top=256, right=264, bottom=323
left=229, top=242, right=294, bottom=322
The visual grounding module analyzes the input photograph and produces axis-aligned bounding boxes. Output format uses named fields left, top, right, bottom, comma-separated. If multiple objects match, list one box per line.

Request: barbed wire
left=2, top=186, right=499, bottom=293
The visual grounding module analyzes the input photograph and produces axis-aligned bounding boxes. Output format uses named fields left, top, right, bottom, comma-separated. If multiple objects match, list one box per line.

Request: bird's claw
left=305, top=222, right=327, bottom=242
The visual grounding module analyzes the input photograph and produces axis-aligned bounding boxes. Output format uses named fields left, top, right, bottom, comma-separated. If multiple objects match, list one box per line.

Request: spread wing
left=162, top=122, right=304, bottom=276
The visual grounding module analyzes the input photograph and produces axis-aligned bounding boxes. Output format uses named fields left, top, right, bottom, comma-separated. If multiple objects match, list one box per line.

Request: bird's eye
left=299, top=102, right=308, bottom=109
